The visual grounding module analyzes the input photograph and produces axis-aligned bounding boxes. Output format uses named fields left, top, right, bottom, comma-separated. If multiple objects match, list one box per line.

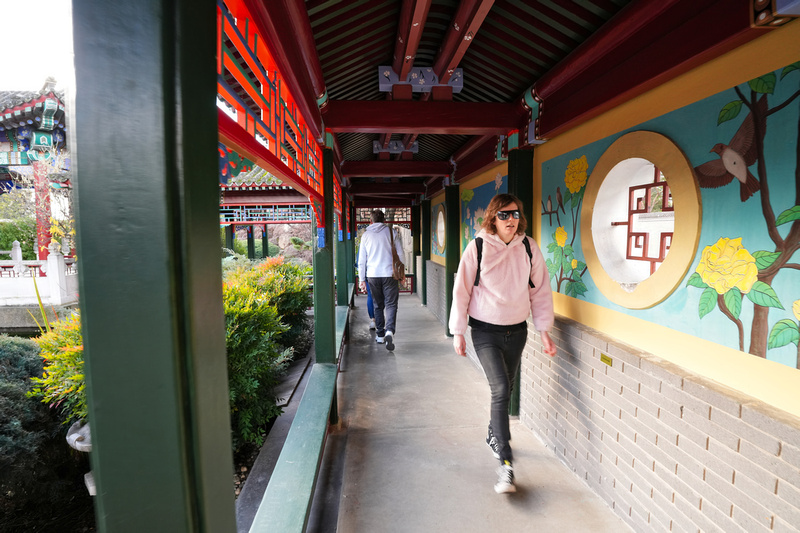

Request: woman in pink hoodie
left=450, top=193, right=556, bottom=494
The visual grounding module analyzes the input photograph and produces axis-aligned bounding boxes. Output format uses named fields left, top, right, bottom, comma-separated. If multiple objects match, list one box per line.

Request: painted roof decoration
left=216, top=0, right=795, bottom=208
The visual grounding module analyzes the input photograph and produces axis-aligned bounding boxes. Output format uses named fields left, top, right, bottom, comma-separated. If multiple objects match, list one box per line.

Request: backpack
left=473, top=237, right=535, bottom=288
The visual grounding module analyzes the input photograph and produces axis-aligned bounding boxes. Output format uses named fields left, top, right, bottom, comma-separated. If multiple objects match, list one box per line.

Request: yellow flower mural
left=695, top=237, right=758, bottom=295
left=565, top=155, right=588, bottom=194
left=794, top=299, right=800, bottom=321
left=555, top=226, right=568, bottom=248
left=571, top=258, right=578, bottom=269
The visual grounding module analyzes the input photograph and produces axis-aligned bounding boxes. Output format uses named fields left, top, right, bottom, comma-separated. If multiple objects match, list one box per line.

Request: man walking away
left=357, top=210, right=404, bottom=351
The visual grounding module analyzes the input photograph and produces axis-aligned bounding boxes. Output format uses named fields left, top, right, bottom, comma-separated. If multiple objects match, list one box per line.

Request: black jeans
left=367, top=277, right=399, bottom=336
left=470, top=319, right=527, bottom=463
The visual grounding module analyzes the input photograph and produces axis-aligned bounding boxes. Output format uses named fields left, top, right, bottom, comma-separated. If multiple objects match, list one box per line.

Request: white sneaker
left=495, top=461, right=516, bottom=494
left=384, top=331, right=394, bottom=351
left=376, top=336, right=385, bottom=344
left=369, top=318, right=376, bottom=330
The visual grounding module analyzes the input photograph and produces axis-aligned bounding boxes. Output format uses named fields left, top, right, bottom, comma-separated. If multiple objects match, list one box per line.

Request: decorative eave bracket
left=378, top=66, right=463, bottom=94
left=373, top=140, right=418, bottom=154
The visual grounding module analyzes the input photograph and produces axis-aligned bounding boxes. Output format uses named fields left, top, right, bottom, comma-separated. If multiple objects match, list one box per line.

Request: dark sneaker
left=486, top=427, right=500, bottom=460
left=495, top=461, right=516, bottom=494
left=385, top=331, right=394, bottom=351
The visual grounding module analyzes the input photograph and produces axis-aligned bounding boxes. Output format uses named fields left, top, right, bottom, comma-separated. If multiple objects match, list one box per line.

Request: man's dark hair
left=371, top=210, right=385, bottom=223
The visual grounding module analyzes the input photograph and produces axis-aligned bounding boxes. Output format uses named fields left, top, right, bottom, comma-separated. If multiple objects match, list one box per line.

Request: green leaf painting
left=775, top=205, right=800, bottom=226
left=746, top=280, right=784, bottom=310
left=717, top=100, right=743, bottom=125
left=748, top=73, right=776, bottom=95
left=768, top=319, right=800, bottom=349
left=753, top=250, right=781, bottom=271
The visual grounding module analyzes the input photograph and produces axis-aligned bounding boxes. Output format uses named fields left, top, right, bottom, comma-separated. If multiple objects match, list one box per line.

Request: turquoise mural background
left=541, top=63, right=800, bottom=368
left=460, top=172, right=507, bottom=252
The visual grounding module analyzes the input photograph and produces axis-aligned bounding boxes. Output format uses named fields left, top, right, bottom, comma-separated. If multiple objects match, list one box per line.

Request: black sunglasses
left=496, top=210, right=520, bottom=221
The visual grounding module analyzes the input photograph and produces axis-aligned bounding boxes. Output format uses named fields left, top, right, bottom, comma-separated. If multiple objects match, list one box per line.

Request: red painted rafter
left=325, top=100, right=522, bottom=135
left=218, top=109, right=323, bottom=203
left=342, top=160, right=453, bottom=178
left=400, top=0, right=495, bottom=151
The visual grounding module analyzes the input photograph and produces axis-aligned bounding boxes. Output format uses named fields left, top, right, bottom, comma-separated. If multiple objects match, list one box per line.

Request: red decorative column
left=33, top=160, right=52, bottom=261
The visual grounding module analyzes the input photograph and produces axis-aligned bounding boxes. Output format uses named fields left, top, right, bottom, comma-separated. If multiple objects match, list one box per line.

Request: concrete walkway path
left=314, top=294, right=632, bottom=533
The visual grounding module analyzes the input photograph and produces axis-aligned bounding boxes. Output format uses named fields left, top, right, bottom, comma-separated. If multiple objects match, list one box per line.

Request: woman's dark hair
left=480, top=193, right=527, bottom=235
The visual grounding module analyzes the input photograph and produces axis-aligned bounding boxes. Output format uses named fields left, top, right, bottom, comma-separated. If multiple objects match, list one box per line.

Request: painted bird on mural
left=556, top=186, right=566, bottom=214
left=694, top=95, right=767, bottom=202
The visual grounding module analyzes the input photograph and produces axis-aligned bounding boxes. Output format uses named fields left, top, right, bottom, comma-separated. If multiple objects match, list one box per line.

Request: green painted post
left=444, top=184, right=460, bottom=337
left=268, top=223, right=269, bottom=258
left=71, top=0, right=235, bottom=531
left=411, top=204, right=420, bottom=293
left=336, top=209, right=348, bottom=305
left=224, top=224, right=234, bottom=250
left=314, top=148, right=336, bottom=365
left=420, top=199, right=431, bottom=305
left=507, top=148, right=534, bottom=417
left=247, top=225, right=256, bottom=259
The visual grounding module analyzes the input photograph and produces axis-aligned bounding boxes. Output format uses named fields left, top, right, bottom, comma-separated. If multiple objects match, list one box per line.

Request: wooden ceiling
left=252, top=0, right=782, bottom=205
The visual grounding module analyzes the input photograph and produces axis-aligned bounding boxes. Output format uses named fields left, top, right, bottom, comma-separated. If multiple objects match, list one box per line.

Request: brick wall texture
left=426, top=260, right=446, bottom=326
left=521, top=315, right=800, bottom=533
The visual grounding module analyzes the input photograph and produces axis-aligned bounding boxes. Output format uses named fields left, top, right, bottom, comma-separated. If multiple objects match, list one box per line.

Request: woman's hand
left=541, top=331, right=556, bottom=357
left=453, top=334, right=466, bottom=357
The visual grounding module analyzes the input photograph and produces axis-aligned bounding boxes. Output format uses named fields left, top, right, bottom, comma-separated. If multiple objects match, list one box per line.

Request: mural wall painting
left=460, top=172, right=506, bottom=252
left=689, top=65, right=800, bottom=363
left=540, top=62, right=800, bottom=370
left=542, top=156, right=589, bottom=298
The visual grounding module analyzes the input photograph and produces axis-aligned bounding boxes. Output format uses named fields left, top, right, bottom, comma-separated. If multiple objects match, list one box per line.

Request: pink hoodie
left=449, top=230, right=554, bottom=336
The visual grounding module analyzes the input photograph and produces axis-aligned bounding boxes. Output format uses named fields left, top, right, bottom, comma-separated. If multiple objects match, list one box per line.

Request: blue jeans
left=365, top=280, right=375, bottom=319
left=470, top=321, right=527, bottom=463
left=367, top=277, right=399, bottom=336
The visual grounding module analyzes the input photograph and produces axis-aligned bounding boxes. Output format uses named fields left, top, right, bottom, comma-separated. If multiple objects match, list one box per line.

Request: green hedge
left=0, top=218, right=36, bottom=259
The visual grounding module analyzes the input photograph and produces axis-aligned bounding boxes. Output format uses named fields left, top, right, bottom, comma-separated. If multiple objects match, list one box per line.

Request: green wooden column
left=314, top=148, right=336, bottom=363
left=247, top=225, right=256, bottom=259
left=268, top=223, right=269, bottom=257
left=411, top=204, right=420, bottom=292
left=71, top=0, right=235, bottom=531
left=420, top=199, right=431, bottom=305
left=507, top=148, right=534, bottom=417
left=336, top=208, right=348, bottom=305
left=224, top=224, right=234, bottom=250
left=444, top=184, right=461, bottom=336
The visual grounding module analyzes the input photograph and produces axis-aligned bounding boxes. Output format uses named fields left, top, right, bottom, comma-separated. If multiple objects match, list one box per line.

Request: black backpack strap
left=473, top=237, right=483, bottom=286
left=522, top=237, right=535, bottom=288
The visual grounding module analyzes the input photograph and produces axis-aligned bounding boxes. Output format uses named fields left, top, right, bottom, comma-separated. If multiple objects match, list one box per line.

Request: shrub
left=224, top=271, right=292, bottom=450
left=0, top=334, right=92, bottom=530
left=253, top=257, right=313, bottom=351
left=28, top=312, right=86, bottom=426
left=0, top=218, right=36, bottom=259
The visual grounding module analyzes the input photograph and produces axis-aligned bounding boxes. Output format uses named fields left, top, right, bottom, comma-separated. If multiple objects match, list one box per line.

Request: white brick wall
left=521, top=316, right=800, bottom=533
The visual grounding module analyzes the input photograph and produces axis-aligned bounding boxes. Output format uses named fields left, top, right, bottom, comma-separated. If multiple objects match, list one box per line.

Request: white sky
left=0, top=0, right=74, bottom=91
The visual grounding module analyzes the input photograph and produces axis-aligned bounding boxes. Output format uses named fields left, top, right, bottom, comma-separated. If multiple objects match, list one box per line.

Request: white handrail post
left=11, top=240, right=23, bottom=275
left=47, top=242, right=67, bottom=305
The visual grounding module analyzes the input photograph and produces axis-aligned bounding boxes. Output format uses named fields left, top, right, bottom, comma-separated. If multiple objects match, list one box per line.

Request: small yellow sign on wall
left=600, top=353, right=613, bottom=367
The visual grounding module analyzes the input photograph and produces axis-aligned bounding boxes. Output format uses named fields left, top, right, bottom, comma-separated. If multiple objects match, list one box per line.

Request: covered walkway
left=313, top=294, right=630, bottom=532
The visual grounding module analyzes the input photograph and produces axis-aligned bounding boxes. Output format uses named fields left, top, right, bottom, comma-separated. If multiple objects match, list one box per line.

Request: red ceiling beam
left=394, top=0, right=433, bottom=81
left=342, top=160, right=453, bottom=178
left=246, top=0, right=326, bottom=142
left=325, top=100, right=522, bottom=135
left=348, top=182, right=427, bottom=195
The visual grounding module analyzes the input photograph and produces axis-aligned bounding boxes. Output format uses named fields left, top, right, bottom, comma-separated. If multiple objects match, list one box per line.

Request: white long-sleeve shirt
left=357, top=223, right=404, bottom=278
